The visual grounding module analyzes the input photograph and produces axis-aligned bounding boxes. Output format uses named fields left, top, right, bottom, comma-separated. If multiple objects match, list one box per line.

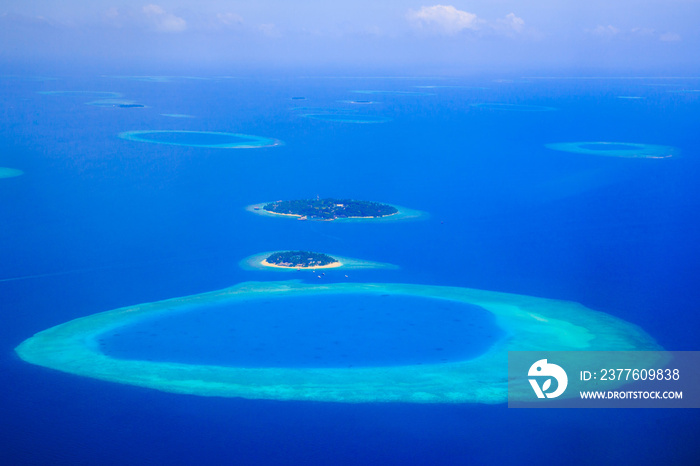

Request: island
left=263, top=198, right=398, bottom=221
left=262, top=251, right=341, bottom=269
left=241, top=251, right=398, bottom=272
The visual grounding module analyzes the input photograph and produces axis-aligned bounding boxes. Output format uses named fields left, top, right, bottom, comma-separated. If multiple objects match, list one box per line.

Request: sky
left=1, top=1, right=698, bottom=73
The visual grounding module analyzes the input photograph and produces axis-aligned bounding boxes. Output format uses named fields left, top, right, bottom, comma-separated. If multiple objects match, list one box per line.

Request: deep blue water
left=1, top=72, right=699, bottom=465
left=101, top=294, right=501, bottom=367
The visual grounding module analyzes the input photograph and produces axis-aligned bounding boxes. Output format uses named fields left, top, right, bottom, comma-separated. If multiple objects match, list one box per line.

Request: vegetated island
left=262, top=198, right=398, bottom=221
left=261, top=251, right=341, bottom=269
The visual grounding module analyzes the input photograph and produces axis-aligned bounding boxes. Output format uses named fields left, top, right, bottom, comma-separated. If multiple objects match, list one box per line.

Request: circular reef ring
left=545, top=141, right=676, bottom=159
left=15, top=281, right=661, bottom=404
left=118, top=130, right=281, bottom=149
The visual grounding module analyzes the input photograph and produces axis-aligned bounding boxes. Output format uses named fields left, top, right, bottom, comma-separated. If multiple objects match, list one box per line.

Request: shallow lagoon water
left=100, top=293, right=501, bottom=368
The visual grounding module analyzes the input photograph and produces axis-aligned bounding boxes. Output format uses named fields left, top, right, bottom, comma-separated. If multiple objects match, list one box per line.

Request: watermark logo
left=528, top=359, right=568, bottom=399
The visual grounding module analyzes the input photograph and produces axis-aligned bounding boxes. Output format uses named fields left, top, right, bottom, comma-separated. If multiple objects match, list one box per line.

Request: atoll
left=16, top=281, right=662, bottom=404
left=119, top=130, right=281, bottom=149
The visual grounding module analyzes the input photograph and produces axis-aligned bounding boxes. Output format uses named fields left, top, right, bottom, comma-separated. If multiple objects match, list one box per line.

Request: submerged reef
left=87, top=99, right=146, bottom=108
left=339, top=100, right=375, bottom=105
left=15, top=281, right=662, bottom=403
left=546, top=142, right=677, bottom=159
left=302, top=114, right=391, bottom=123
left=0, top=167, right=23, bottom=179
left=351, top=90, right=435, bottom=96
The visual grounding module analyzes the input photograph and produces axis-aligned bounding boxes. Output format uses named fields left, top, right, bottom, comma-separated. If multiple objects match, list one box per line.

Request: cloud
left=217, top=13, right=243, bottom=27
left=258, top=23, right=281, bottom=38
left=659, top=32, right=681, bottom=42
left=587, top=25, right=682, bottom=43
left=142, top=4, right=165, bottom=16
left=630, top=27, right=655, bottom=37
left=407, top=6, right=526, bottom=37
left=407, top=5, right=482, bottom=35
left=495, top=12, right=525, bottom=34
left=0, top=12, right=59, bottom=28
left=586, top=25, right=620, bottom=37
left=142, top=4, right=187, bottom=33
left=105, top=7, right=119, bottom=20
left=101, top=6, right=245, bottom=33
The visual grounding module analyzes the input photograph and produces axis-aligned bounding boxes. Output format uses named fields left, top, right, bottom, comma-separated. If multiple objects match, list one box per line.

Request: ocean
left=1, top=73, right=699, bottom=464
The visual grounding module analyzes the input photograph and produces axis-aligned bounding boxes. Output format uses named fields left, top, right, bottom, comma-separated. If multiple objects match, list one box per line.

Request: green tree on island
left=265, top=251, right=338, bottom=267
left=263, top=198, right=397, bottom=220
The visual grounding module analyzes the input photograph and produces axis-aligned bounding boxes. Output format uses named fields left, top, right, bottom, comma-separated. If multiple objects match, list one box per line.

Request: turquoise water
left=99, top=294, right=502, bottom=368
left=580, top=143, right=640, bottom=151
left=0, top=167, right=23, bottom=178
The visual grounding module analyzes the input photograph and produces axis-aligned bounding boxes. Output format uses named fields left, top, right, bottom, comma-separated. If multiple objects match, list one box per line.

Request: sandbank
left=261, top=259, right=342, bottom=269
left=15, top=280, right=662, bottom=404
